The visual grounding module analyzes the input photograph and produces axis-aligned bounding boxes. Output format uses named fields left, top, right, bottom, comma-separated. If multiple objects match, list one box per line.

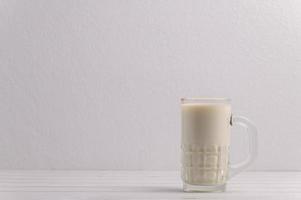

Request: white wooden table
left=0, top=171, right=300, bottom=199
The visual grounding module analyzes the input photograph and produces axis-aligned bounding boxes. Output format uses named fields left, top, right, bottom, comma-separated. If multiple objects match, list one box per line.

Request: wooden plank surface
left=0, top=171, right=300, bottom=199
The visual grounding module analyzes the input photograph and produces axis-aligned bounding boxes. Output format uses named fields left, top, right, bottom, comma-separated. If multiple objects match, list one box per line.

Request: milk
left=181, top=102, right=231, bottom=185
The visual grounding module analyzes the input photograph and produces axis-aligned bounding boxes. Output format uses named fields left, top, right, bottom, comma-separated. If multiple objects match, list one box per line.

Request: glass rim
left=181, top=97, right=231, bottom=104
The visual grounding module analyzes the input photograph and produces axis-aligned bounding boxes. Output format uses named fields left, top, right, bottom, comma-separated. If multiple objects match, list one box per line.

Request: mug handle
left=229, top=115, right=258, bottom=178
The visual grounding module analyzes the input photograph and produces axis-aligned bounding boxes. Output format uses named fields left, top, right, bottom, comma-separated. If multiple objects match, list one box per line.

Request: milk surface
left=181, top=103, right=231, bottom=185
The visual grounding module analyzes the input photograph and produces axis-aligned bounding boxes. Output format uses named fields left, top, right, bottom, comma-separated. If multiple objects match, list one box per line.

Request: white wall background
left=1, top=0, right=301, bottom=170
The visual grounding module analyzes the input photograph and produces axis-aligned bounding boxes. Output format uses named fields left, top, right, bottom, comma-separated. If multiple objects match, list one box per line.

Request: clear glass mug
left=181, top=98, right=257, bottom=192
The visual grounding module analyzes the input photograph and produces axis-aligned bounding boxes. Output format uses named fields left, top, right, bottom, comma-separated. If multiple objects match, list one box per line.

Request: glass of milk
left=181, top=98, right=257, bottom=192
